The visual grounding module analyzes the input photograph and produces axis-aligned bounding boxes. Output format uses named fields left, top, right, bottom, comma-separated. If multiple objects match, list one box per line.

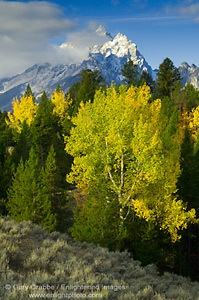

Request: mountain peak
left=94, top=32, right=138, bottom=59
left=1, top=28, right=199, bottom=112
left=180, top=62, right=190, bottom=69
left=96, top=25, right=112, bottom=39
left=60, top=42, right=75, bottom=49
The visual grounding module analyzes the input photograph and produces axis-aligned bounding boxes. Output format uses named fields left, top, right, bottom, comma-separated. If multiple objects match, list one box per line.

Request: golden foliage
left=65, top=84, right=197, bottom=242
left=6, top=94, right=37, bottom=133
left=51, top=86, right=71, bottom=124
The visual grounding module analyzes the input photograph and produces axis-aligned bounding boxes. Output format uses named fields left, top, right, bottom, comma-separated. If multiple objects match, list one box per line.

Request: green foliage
left=71, top=190, right=123, bottom=250
left=155, top=58, right=181, bottom=98
left=177, top=127, right=194, bottom=203
left=161, top=105, right=180, bottom=152
left=68, top=69, right=105, bottom=116
left=30, top=91, right=57, bottom=166
left=0, top=111, right=14, bottom=210
left=30, top=91, right=71, bottom=182
left=65, top=84, right=196, bottom=242
left=140, top=70, right=154, bottom=91
left=172, top=82, right=199, bottom=111
left=121, top=60, right=140, bottom=87
left=6, top=148, right=57, bottom=231
left=175, top=128, right=199, bottom=280
left=1, top=67, right=199, bottom=283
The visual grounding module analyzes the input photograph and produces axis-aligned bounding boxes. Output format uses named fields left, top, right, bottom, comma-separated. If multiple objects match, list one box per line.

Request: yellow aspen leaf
left=6, top=94, right=37, bottom=133
left=51, top=85, right=72, bottom=124
left=65, top=84, right=197, bottom=242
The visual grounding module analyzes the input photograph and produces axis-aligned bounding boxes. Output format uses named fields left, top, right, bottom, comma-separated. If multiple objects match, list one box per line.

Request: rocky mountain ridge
left=0, top=26, right=198, bottom=111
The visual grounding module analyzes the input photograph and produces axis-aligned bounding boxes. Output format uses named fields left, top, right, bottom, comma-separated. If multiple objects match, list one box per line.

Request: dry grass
left=0, top=217, right=199, bottom=300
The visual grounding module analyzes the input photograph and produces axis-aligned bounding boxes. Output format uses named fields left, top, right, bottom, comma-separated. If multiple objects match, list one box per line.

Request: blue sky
left=0, top=0, right=199, bottom=78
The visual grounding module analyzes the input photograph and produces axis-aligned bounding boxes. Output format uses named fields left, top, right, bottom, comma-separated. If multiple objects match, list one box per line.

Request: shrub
left=0, top=217, right=199, bottom=299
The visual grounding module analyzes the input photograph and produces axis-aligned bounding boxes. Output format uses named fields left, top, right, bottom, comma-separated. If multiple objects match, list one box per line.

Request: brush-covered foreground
left=0, top=217, right=199, bottom=300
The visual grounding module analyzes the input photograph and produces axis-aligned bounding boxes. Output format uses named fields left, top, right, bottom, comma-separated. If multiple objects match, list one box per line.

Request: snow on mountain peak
left=96, top=25, right=112, bottom=39
left=60, top=42, right=75, bottom=49
left=180, top=62, right=190, bottom=69
left=91, top=32, right=138, bottom=59
left=179, top=61, right=199, bottom=89
left=3, top=27, right=198, bottom=111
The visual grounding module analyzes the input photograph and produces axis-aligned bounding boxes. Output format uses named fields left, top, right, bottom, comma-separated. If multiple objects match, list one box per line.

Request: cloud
left=179, top=3, right=199, bottom=22
left=0, top=1, right=112, bottom=79
left=57, top=22, right=112, bottom=66
left=110, top=15, right=183, bottom=22
left=0, top=1, right=78, bottom=78
left=111, top=0, right=120, bottom=5
left=166, top=2, right=199, bottom=23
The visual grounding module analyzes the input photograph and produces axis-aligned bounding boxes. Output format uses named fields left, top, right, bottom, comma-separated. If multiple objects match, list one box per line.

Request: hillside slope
left=0, top=217, right=199, bottom=300
left=0, top=31, right=155, bottom=112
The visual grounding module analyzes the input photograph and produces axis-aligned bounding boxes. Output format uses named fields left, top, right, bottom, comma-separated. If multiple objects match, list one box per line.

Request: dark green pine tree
left=0, top=161, right=4, bottom=215
left=140, top=70, right=154, bottom=91
left=24, top=84, right=35, bottom=100
left=40, top=145, right=58, bottom=218
left=181, top=82, right=199, bottom=111
left=31, top=91, right=72, bottom=190
left=9, top=120, right=31, bottom=168
left=189, top=135, right=199, bottom=279
left=192, top=135, right=199, bottom=209
left=155, top=58, right=181, bottom=98
left=177, top=126, right=194, bottom=203
left=121, top=60, right=140, bottom=87
left=161, top=106, right=180, bottom=152
left=68, top=69, right=105, bottom=116
left=40, top=145, right=71, bottom=232
left=30, top=91, right=60, bottom=167
left=176, top=127, right=198, bottom=279
left=6, top=147, right=57, bottom=231
left=0, top=111, right=14, bottom=215
left=2, top=121, right=31, bottom=215
left=77, top=69, right=105, bottom=103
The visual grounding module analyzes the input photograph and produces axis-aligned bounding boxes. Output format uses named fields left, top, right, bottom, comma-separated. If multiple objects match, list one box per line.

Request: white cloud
left=165, top=2, right=199, bottom=23
left=57, top=23, right=112, bottom=65
left=0, top=1, right=112, bottom=79
left=0, top=1, right=78, bottom=78
left=179, top=3, right=199, bottom=22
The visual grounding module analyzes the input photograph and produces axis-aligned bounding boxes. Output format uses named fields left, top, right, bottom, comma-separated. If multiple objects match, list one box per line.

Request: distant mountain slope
left=0, top=26, right=199, bottom=111
left=1, top=217, right=199, bottom=299
left=179, top=62, right=199, bottom=88
left=0, top=29, right=156, bottom=111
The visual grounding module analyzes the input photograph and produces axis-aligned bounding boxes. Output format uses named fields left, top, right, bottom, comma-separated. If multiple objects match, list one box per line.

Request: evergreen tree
left=121, top=60, right=140, bottom=87
left=176, top=127, right=199, bottom=280
left=155, top=58, right=181, bottom=98
left=71, top=189, right=122, bottom=250
left=192, top=136, right=199, bottom=208
left=190, top=136, right=199, bottom=279
left=9, top=121, right=31, bottom=168
left=161, top=105, right=180, bottom=152
left=0, top=111, right=14, bottom=214
left=24, top=84, right=35, bottom=99
left=68, top=69, right=105, bottom=116
left=140, top=70, right=154, bottom=91
left=177, top=127, right=194, bottom=202
left=6, top=148, right=56, bottom=231
left=172, top=82, right=199, bottom=111
left=30, top=91, right=59, bottom=166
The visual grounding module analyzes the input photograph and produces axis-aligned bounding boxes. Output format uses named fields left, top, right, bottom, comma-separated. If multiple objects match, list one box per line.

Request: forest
left=0, top=57, right=199, bottom=281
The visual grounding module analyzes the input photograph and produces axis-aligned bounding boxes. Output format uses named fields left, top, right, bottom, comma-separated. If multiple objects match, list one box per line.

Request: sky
left=0, top=0, right=199, bottom=78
